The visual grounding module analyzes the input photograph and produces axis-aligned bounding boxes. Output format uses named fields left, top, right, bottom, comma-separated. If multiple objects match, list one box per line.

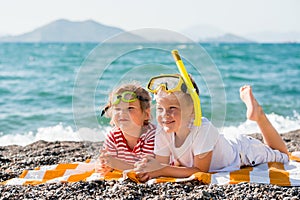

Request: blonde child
left=134, top=74, right=288, bottom=181
left=97, top=83, right=156, bottom=173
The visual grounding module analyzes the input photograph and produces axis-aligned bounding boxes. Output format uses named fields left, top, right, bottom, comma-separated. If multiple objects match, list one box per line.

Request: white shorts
left=237, top=135, right=289, bottom=167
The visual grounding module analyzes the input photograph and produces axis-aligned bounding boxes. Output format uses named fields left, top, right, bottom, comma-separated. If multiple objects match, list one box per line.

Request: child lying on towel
left=134, top=74, right=289, bottom=182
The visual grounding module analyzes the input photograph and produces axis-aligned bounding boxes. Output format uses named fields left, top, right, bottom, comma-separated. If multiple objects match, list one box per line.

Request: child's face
left=111, top=100, right=149, bottom=134
left=155, top=91, right=193, bottom=133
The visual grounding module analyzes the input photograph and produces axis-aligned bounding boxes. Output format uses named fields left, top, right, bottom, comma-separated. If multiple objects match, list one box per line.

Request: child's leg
left=240, top=85, right=288, bottom=154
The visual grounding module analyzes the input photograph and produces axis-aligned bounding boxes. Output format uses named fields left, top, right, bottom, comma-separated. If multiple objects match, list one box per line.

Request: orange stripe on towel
left=19, top=169, right=29, bottom=178
left=268, top=162, right=290, bottom=186
left=289, top=154, right=300, bottom=162
left=55, top=163, right=79, bottom=170
left=155, top=177, right=177, bottom=183
left=43, top=170, right=67, bottom=180
left=229, top=166, right=253, bottom=184
left=67, top=171, right=95, bottom=182
left=104, top=170, right=123, bottom=180
left=194, top=172, right=211, bottom=184
left=126, top=171, right=141, bottom=183
left=24, top=180, right=44, bottom=185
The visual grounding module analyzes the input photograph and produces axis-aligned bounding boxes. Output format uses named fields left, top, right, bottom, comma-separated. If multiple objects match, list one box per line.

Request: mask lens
left=122, top=91, right=137, bottom=102
left=150, top=76, right=181, bottom=92
left=112, top=91, right=138, bottom=105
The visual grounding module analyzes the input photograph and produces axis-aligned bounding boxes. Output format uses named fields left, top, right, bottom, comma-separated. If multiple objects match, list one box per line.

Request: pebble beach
left=1, top=130, right=300, bottom=200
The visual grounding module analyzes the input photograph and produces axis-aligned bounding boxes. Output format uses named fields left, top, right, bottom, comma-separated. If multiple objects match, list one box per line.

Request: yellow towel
left=2, top=153, right=300, bottom=186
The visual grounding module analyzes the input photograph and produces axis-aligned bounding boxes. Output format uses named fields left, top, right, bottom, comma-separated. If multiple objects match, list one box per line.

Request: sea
left=0, top=42, right=299, bottom=146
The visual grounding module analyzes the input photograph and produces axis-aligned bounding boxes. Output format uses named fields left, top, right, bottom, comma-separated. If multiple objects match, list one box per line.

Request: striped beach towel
left=2, top=153, right=300, bottom=186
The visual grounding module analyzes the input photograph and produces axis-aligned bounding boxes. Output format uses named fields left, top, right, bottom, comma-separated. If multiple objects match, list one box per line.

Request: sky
left=0, top=0, right=299, bottom=36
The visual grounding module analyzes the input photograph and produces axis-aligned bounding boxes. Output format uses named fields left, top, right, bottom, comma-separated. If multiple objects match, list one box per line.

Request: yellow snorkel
left=172, top=50, right=202, bottom=126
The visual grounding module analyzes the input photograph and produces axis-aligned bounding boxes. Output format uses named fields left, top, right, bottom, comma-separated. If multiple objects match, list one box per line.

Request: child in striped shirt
left=97, top=83, right=156, bottom=173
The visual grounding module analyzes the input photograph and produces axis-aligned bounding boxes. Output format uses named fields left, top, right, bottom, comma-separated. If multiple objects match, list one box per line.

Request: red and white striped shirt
left=104, top=123, right=156, bottom=164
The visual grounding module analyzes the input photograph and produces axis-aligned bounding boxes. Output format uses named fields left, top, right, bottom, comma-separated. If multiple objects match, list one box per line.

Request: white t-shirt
left=154, top=117, right=228, bottom=170
left=154, top=117, right=288, bottom=172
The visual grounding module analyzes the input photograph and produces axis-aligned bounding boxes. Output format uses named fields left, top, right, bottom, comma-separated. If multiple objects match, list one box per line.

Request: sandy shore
left=1, top=130, right=300, bottom=199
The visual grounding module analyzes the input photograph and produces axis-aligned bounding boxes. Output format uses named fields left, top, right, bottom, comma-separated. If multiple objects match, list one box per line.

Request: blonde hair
left=101, top=83, right=152, bottom=124
left=181, top=74, right=199, bottom=105
left=154, top=74, right=199, bottom=112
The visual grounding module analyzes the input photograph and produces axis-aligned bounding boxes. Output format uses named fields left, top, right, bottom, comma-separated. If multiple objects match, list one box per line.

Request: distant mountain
left=99, top=26, right=253, bottom=43
left=3, top=19, right=297, bottom=43
left=246, top=31, right=300, bottom=43
left=181, top=24, right=225, bottom=41
left=202, top=33, right=254, bottom=43
left=0, top=19, right=136, bottom=42
left=181, top=25, right=254, bottom=43
left=131, top=29, right=192, bottom=43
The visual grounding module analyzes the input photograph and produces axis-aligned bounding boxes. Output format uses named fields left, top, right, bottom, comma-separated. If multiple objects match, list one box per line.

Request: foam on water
left=221, top=111, right=300, bottom=135
left=0, top=123, right=109, bottom=146
left=1, top=112, right=299, bottom=146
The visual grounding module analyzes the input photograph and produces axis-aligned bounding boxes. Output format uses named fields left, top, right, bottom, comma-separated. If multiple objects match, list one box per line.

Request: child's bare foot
left=240, top=85, right=264, bottom=121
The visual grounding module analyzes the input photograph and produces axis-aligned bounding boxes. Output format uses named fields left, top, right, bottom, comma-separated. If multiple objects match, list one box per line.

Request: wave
left=0, top=123, right=109, bottom=146
left=1, top=112, right=300, bottom=146
left=221, top=111, right=300, bottom=135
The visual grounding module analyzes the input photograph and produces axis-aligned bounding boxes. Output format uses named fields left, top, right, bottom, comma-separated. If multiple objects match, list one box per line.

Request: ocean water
left=0, top=43, right=299, bottom=146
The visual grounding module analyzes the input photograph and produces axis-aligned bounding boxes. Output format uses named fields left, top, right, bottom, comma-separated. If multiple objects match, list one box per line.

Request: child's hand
left=134, top=158, right=151, bottom=182
left=136, top=172, right=150, bottom=182
left=135, top=155, right=164, bottom=173
left=95, top=163, right=113, bottom=176
left=134, top=155, right=165, bottom=182
left=95, top=148, right=113, bottom=175
left=99, top=148, right=120, bottom=170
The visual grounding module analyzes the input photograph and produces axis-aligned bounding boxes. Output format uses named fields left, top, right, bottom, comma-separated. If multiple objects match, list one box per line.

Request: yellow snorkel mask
left=171, top=50, right=202, bottom=126
left=146, top=50, right=202, bottom=126
left=147, top=74, right=187, bottom=94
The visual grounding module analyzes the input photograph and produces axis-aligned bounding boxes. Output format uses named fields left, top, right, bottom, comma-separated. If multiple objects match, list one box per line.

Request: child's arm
left=100, top=149, right=134, bottom=171
left=135, top=156, right=199, bottom=181
left=135, top=151, right=213, bottom=181
left=193, top=151, right=213, bottom=172
left=105, top=156, right=134, bottom=171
